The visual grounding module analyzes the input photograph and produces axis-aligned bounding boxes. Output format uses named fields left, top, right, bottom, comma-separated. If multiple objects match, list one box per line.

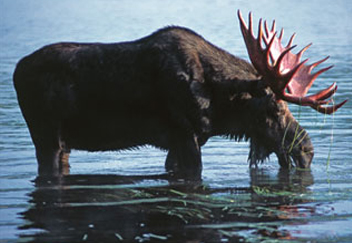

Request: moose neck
left=210, top=80, right=273, bottom=141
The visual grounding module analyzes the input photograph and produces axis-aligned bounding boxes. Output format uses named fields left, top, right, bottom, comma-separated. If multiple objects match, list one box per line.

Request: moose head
left=235, top=11, right=347, bottom=169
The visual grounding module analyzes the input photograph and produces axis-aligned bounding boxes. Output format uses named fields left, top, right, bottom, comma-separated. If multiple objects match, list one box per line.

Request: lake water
left=1, top=0, right=351, bottom=242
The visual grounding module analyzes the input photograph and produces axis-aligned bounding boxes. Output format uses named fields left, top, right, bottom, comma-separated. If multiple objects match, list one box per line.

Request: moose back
left=13, top=11, right=346, bottom=179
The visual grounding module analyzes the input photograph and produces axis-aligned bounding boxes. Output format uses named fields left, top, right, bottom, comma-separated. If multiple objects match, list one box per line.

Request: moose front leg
left=165, top=150, right=177, bottom=173
left=165, top=135, right=202, bottom=180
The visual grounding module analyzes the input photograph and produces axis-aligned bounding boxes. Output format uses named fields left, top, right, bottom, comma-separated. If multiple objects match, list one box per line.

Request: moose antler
left=237, top=10, right=347, bottom=114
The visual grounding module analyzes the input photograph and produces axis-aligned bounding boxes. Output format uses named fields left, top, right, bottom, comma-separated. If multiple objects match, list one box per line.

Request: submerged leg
left=36, top=144, right=71, bottom=176
left=26, top=118, right=69, bottom=176
left=36, top=146, right=61, bottom=176
left=165, top=150, right=177, bottom=173
left=59, top=149, right=71, bottom=175
left=165, top=135, right=202, bottom=180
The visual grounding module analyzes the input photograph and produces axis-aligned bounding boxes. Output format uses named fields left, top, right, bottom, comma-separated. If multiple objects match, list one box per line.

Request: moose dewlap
left=13, top=10, right=347, bottom=179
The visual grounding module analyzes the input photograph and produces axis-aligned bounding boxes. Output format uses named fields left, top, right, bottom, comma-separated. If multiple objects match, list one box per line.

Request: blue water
left=1, top=0, right=351, bottom=242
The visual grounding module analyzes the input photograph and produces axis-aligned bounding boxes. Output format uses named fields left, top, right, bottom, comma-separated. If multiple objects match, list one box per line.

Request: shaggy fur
left=13, top=26, right=313, bottom=179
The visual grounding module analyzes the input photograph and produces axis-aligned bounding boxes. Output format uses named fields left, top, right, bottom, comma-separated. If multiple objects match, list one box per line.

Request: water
left=1, top=0, right=351, bottom=242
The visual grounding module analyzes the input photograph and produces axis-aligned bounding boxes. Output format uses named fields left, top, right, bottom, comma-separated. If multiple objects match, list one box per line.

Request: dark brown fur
left=13, top=26, right=313, bottom=179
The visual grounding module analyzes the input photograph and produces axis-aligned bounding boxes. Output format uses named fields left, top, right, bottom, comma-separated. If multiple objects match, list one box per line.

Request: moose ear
left=237, top=10, right=347, bottom=114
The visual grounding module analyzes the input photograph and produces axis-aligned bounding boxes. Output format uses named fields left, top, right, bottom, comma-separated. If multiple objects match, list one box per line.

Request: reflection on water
left=19, top=169, right=315, bottom=242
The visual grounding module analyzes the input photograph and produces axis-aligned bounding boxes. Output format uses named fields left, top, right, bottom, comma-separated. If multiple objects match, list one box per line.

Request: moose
left=14, top=11, right=347, bottom=179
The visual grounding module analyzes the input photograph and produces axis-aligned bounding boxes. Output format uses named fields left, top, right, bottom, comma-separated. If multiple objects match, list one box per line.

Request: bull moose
left=13, top=11, right=347, bottom=179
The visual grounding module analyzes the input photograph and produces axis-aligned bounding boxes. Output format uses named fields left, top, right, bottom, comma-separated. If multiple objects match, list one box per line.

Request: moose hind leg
left=26, top=119, right=67, bottom=176
left=59, top=149, right=71, bottom=175
left=36, top=146, right=61, bottom=175
left=36, top=143, right=70, bottom=176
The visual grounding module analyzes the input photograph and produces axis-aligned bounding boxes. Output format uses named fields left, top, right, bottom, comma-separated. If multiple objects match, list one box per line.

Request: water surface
left=1, top=0, right=351, bottom=242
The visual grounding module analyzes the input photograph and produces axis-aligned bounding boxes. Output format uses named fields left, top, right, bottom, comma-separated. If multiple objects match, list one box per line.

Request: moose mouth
left=290, top=148, right=314, bottom=169
left=276, top=146, right=314, bottom=169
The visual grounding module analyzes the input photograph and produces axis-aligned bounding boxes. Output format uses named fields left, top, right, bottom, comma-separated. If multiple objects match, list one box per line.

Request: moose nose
left=294, top=148, right=314, bottom=168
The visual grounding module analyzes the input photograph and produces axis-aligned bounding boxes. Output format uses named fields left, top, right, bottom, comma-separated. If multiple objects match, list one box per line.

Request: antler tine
left=311, top=56, right=329, bottom=69
left=278, top=28, right=284, bottom=41
left=238, top=10, right=250, bottom=40
left=262, top=19, right=285, bottom=63
left=296, top=43, right=311, bottom=59
left=312, top=65, right=333, bottom=81
left=271, top=19, right=276, bottom=33
left=286, top=33, right=296, bottom=49
left=257, top=18, right=263, bottom=47
left=265, top=32, right=278, bottom=66
left=264, top=20, right=269, bottom=37
left=307, top=83, right=337, bottom=101
left=248, top=12, right=254, bottom=37
left=237, top=11, right=247, bottom=36
left=263, top=19, right=277, bottom=40
left=314, top=99, right=348, bottom=115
